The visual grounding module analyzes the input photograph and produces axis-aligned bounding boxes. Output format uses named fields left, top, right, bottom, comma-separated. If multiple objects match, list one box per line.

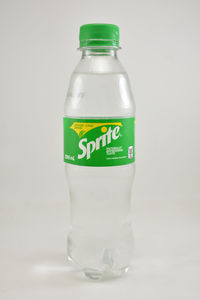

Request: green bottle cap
left=79, top=23, right=119, bottom=48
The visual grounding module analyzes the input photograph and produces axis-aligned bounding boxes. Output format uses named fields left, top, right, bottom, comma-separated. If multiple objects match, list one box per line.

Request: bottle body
left=64, top=49, right=135, bottom=279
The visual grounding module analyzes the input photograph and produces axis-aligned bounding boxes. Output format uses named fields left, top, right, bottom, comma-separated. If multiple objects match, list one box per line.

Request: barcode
left=128, top=146, right=133, bottom=159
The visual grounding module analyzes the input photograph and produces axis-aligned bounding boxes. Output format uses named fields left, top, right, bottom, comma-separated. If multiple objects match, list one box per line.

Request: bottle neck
left=81, top=48, right=118, bottom=59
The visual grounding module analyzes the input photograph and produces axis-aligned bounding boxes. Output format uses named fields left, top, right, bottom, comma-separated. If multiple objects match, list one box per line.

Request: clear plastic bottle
left=64, top=24, right=136, bottom=280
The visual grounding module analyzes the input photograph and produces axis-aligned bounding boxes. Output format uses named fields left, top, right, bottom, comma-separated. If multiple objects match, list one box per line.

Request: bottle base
left=83, top=266, right=129, bottom=280
left=67, top=223, right=134, bottom=280
left=67, top=232, right=133, bottom=280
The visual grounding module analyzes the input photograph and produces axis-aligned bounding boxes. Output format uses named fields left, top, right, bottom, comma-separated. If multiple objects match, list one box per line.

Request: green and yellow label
left=63, top=117, right=135, bottom=167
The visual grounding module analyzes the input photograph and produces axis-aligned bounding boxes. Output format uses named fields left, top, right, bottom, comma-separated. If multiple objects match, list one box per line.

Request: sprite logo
left=70, top=122, right=122, bottom=160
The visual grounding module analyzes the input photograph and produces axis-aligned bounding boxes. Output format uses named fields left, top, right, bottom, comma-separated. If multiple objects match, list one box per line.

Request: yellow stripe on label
left=70, top=122, right=122, bottom=138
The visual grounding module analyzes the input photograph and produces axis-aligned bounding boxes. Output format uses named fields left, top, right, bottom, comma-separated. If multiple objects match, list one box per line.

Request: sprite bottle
left=64, top=23, right=136, bottom=280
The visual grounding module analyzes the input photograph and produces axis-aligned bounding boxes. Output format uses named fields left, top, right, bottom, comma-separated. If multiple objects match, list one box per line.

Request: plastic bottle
left=63, top=24, right=136, bottom=280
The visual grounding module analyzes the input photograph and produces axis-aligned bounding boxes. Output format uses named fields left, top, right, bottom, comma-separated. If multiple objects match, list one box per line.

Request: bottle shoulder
left=73, top=56, right=126, bottom=74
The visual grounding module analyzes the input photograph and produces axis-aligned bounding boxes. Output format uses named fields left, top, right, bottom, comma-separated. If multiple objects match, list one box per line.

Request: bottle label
left=63, top=117, right=135, bottom=167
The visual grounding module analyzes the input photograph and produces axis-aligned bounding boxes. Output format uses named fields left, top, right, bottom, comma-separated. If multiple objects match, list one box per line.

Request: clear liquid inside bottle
left=64, top=48, right=135, bottom=280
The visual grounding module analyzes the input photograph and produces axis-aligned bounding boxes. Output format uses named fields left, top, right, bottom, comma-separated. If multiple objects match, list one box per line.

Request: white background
left=0, top=0, right=200, bottom=299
